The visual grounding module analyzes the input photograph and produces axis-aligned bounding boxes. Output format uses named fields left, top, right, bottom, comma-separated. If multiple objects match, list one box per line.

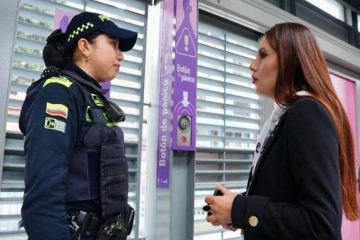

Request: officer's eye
left=109, top=39, right=119, bottom=49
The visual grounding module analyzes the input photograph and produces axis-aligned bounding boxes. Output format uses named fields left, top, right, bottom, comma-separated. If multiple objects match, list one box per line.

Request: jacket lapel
left=247, top=111, right=288, bottom=194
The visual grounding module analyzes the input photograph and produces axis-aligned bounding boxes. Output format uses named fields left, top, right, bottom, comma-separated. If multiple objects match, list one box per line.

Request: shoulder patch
left=43, top=77, right=73, bottom=88
left=46, top=103, right=68, bottom=119
left=44, top=117, right=66, bottom=133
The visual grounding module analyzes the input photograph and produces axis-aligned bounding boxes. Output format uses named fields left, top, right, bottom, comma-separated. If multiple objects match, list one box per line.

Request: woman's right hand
left=222, top=224, right=237, bottom=231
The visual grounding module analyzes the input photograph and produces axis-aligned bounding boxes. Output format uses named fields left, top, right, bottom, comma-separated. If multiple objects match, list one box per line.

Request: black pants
left=71, top=234, right=97, bottom=240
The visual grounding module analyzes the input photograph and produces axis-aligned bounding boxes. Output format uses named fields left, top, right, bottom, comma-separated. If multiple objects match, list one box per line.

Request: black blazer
left=231, top=98, right=342, bottom=240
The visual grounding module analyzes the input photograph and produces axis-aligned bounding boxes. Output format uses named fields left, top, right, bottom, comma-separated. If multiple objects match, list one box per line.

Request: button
left=181, top=136, right=187, bottom=143
left=249, top=216, right=258, bottom=227
left=178, top=116, right=190, bottom=132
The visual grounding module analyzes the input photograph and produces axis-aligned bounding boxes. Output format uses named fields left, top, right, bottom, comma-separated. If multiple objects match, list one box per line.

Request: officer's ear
left=76, top=38, right=93, bottom=60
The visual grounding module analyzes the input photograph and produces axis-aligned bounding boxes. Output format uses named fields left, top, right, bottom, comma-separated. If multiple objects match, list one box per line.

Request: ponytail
left=42, top=29, right=67, bottom=69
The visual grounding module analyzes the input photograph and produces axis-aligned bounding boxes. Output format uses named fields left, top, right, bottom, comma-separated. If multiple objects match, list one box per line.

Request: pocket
left=99, top=144, right=128, bottom=217
left=66, top=149, right=100, bottom=201
left=101, top=144, right=123, bottom=160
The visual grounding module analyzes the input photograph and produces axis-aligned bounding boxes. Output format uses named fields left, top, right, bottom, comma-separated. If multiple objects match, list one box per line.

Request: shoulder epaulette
left=43, top=76, right=73, bottom=88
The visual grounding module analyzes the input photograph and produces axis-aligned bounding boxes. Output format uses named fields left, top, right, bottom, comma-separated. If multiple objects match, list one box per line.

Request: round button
left=178, top=116, right=190, bottom=132
left=249, top=216, right=258, bottom=227
left=181, top=136, right=187, bottom=143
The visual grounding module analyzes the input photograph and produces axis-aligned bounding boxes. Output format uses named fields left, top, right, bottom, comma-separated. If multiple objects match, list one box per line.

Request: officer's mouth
left=114, top=64, right=120, bottom=71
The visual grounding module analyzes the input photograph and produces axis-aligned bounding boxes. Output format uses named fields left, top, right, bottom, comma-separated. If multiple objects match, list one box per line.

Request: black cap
left=65, top=11, right=137, bottom=52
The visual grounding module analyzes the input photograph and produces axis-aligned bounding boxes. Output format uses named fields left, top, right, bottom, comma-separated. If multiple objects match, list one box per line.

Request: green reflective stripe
left=43, top=77, right=73, bottom=88
left=99, top=15, right=111, bottom=22
left=103, top=112, right=110, bottom=121
left=102, top=112, right=118, bottom=128
left=85, top=106, right=92, bottom=122
left=106, top=122, right=119, bottom=128
left=91, top=93, right=104, bottom=107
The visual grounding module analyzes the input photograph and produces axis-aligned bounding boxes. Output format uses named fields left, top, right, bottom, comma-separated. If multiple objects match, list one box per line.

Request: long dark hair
left=265, top=22, right=359, bottom=220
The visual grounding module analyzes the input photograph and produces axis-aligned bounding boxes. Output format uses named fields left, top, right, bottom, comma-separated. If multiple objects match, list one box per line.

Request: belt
left=67, top=210, right=133, bottom=240
left=67, top=210, right=101, bottom=239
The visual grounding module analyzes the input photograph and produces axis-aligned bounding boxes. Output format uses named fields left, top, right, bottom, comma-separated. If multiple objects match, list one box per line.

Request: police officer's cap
left=65, top=11, right=137, bottom=52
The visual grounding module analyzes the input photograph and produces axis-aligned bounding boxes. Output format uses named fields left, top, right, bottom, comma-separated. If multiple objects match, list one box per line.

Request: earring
left=85, top=55, right=90, bottom=62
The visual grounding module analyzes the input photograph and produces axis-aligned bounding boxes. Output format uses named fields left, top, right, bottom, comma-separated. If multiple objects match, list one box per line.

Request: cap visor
left=105, top=26, right=138, bottom=52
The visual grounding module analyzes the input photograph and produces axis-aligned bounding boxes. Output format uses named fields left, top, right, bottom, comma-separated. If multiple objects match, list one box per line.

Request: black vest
left=63, top=71, right=128, bottom=218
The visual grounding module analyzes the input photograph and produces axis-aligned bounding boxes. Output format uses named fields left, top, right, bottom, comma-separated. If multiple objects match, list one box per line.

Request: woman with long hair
left=205, top=22, right=359, bottom=240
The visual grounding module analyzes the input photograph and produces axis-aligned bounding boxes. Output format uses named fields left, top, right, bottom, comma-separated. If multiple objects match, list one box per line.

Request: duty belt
left=67, top=209, right=134, bottom=240
left=67, top=211, right=100, bottom=239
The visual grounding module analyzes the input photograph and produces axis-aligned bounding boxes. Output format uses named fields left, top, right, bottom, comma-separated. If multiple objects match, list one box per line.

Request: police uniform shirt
left=19, top=63, right=103, bottom=239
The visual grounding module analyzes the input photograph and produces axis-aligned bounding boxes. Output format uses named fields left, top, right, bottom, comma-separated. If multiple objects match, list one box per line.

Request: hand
left=222, top=223, right=237, bottom=231
left=205, top=184, right=237, bottom=226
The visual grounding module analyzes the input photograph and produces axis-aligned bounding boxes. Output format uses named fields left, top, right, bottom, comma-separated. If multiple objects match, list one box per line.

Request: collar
left=64, top=62, right=102, bottom=89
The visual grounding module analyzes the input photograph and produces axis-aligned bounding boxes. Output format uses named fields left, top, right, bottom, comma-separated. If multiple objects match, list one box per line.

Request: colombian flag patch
left=46, top=103, right=68, bottom=119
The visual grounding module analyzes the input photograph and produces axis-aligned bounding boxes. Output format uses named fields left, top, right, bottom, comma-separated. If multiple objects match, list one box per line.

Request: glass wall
left=194, top=15, right=262, bottom=240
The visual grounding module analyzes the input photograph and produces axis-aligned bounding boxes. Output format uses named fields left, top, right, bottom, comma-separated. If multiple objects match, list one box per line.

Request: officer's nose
left=117, top=49, right=124, bottom=61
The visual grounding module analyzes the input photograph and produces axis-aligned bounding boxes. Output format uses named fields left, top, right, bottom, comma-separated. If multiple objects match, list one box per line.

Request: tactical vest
left=63, top=71, right=128, bottom=218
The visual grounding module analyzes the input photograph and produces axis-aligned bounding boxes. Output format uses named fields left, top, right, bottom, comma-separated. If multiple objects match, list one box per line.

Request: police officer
left=19, top=11, right=137, bottom=240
